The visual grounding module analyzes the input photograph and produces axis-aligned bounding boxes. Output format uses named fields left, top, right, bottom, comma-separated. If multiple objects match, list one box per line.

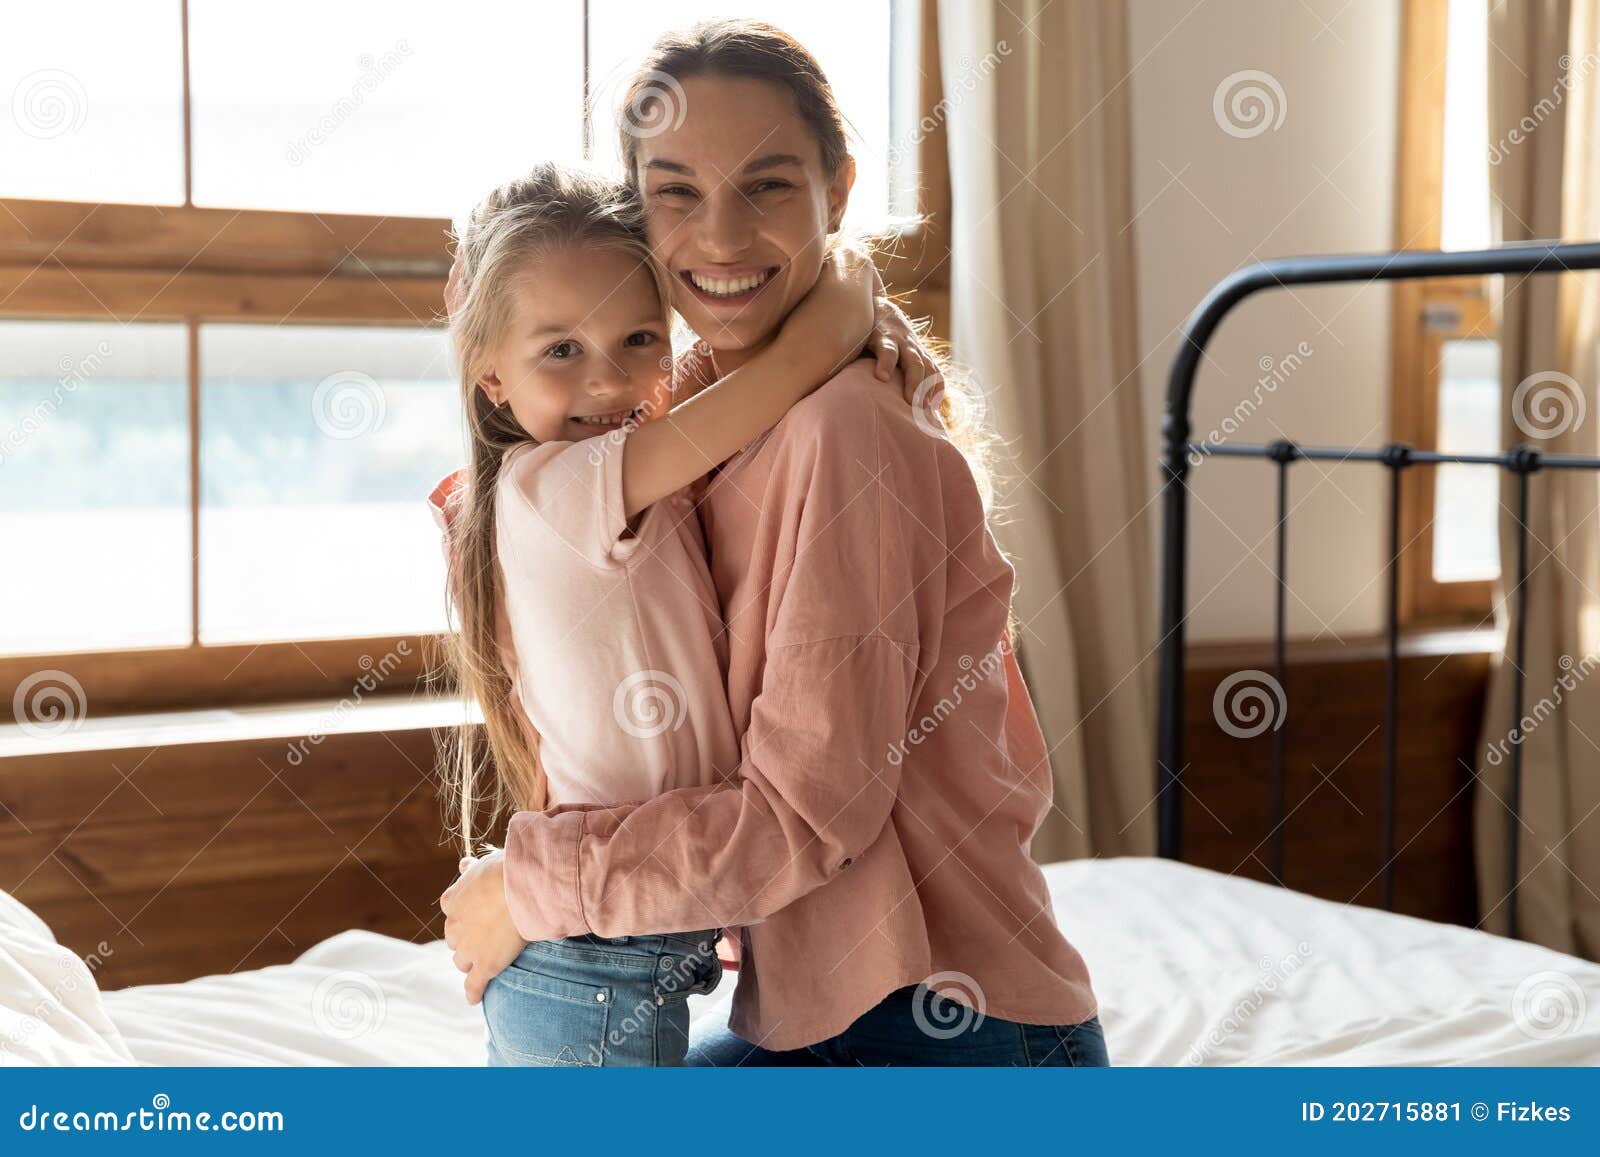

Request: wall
left=1128, top=0, right=1402, bottom=642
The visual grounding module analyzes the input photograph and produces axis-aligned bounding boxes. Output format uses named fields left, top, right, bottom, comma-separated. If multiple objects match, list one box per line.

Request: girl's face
left=475, top=245, right=672, bottom=443
left=636, top=74, right=853, bottom=361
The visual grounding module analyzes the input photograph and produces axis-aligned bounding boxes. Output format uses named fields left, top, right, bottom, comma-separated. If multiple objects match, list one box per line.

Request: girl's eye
left=545, top=340, right=579, bottom=360
left=624, top=331, right=658, bottom=348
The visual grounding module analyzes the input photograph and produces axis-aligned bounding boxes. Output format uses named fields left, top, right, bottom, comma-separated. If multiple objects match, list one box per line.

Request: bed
left=6, top=856, right=1598, bottom=1066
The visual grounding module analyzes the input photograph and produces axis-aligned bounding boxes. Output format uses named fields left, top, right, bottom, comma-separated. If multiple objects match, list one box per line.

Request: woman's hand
left=439, top=850, right=526, bottom=1005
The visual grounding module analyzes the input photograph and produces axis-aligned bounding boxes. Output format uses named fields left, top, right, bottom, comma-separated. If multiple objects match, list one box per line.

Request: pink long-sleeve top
left=502, top=359, right=1099, bottom=1050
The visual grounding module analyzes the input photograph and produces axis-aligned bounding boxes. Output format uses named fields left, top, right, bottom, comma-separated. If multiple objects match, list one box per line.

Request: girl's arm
left=619, top=248, right=875, bottom=518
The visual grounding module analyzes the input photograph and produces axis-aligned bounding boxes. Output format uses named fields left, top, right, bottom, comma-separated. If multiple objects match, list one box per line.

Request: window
left=0, top=1, right=943, bottom=711
left=0, top=322, right=190, bottom=654
left=1392, top=0, right=1497, bottom=623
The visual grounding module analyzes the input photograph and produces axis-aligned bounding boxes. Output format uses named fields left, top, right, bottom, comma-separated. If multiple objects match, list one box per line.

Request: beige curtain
left=1479, top=0, right=1600, bottom=959
left=937, top=0, right=1153, bottom=860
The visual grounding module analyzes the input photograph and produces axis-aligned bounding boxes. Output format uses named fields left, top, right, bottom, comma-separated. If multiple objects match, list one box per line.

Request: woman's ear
left=826, top=155, right=857, bottom=232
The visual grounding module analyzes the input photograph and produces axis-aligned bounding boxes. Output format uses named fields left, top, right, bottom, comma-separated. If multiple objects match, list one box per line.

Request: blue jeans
left=689, top=983, right=1110, bottom=1066
left=483, top=929, right=722, bottom=1067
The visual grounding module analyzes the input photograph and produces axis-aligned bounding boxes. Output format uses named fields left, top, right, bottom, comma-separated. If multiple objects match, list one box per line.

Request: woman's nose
left=696, top=192, right=757, bottom=260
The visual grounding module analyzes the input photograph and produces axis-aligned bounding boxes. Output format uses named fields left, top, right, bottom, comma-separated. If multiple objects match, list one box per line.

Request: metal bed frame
left=1155, top=239, right=1600, bottom=939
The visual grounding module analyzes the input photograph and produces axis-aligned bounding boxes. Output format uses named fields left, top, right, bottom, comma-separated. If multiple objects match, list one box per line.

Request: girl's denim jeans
left=688, top=982, right=1111, bottom=1067
left=483, top=929, right=723, bottom=1067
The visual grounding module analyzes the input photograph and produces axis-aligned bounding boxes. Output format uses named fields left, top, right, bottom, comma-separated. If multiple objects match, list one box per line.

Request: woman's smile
left=682, top=265, right=782, bottom=307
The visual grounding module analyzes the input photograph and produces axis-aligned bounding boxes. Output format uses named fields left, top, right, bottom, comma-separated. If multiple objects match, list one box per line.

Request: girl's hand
left=868, top=296, right=944, bottom=406
left=439, top=850, right=526, bottom=1005
left=778, top=246, right=877, bottom=369
left=444, top=244, right=467, bottom=319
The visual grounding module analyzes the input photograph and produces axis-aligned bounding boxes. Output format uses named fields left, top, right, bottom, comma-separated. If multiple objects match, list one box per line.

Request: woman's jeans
left=688, top=982, right=1110, bottom=1067
left=483, top=929, right=722, bottom=1066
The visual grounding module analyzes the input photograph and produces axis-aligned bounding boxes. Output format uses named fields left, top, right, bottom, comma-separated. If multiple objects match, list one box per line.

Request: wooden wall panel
left=1182, top=637, right=1491, bottom=926
left=0, top=723, right=463, bottom=989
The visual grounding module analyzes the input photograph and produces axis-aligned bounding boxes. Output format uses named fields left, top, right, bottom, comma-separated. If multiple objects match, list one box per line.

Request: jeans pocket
left=652, top=941, right=723, bottom=1004
left=483, top=962, right=613, bottom=1067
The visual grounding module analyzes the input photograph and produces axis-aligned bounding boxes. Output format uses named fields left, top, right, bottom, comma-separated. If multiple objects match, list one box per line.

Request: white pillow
left=0, top=889, right=135, bottom=1066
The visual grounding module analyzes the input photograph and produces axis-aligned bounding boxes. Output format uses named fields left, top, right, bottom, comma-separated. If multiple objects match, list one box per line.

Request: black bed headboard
left=1155, top=240, right=1600, bottom=939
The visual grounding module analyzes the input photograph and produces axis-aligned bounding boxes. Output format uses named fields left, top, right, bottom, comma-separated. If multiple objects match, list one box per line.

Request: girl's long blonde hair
left=436, top=162, right=660, bottom=857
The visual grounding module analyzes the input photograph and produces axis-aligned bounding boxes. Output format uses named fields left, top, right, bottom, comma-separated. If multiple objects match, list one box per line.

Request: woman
left=441, top=19, right=1107, bottom=1067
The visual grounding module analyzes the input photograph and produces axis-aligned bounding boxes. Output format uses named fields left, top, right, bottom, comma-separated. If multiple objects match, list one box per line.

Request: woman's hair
left=435, top=162, right=662, bottom=856
left=617, top=19, right=1003, bottom=520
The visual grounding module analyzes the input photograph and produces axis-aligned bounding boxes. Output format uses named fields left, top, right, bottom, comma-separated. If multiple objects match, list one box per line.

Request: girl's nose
left=586, top=356, right=632, bottom=395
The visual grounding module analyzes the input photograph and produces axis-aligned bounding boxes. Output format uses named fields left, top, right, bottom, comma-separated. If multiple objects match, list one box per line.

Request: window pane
left=198, top=324, right=460, bottom=644
left=0, top=1, right=185, bottom=204
left=587, top=1, right=901, bottom=226
left=1433, top=337, right=1501, bottom=582
left=188, top=1, right=585, bottom=217
left=0, top=322, right=190, bottom=654
left=1441, top=0, right=1490, bottom=251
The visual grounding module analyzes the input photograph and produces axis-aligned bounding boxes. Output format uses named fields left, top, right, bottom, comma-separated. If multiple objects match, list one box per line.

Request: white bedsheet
left=67, top=857, right=1600, bottom=1065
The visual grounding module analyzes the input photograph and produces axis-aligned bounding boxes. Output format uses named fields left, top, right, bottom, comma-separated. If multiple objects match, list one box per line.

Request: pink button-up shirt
left=502, top=360, right=1099, bottom=1050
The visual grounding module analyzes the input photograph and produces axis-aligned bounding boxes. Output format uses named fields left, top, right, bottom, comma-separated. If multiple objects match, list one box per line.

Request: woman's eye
left=544, top=340, right=579, bottom=360
left=653, top=184, right=695, bottom=199
left=624, top=331, right=658, bottom=348
left=751, top=179, right=792, bottom=194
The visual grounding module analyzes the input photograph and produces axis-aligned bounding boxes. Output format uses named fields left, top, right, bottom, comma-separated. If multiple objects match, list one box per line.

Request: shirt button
left=595, top=991, right=607, bottom=1003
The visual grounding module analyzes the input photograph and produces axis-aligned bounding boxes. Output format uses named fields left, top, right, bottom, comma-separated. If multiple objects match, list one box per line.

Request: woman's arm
left=619, top=249, right=875, bottom=518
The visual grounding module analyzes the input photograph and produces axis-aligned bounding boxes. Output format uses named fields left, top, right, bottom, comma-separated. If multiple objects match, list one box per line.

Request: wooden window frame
left=0, top=1, right=951, bottom=718
left=1391, top=0, right=1497, bottom=626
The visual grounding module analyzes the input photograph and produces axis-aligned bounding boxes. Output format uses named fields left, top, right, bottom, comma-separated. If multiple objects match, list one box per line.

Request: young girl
left=432, top=161, right=920, bottom=1067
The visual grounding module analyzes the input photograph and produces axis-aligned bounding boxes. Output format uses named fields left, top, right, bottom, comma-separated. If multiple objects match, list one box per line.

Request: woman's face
left=635, top=74, right=854, bottom=358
